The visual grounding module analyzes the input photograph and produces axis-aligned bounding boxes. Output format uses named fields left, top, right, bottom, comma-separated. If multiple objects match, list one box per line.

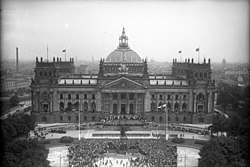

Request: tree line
left=199, top=84, right=249, bottom=166
left=1, top=114, right=50, bottom=167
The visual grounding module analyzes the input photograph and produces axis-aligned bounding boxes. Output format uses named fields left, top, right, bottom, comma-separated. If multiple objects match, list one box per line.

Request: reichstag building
left=31, top=28, right=216, bottom=124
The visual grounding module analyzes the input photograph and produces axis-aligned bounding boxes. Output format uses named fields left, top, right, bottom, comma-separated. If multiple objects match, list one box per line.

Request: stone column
left=37, top=90, right=40, bottom=112
left=171, top=93, right=174, bottom=112
left=50, top=91, right=53, bottom=113
left=180, top=95, right=182, bottom=112
left=96, top=91, right=102, bottom=112
left=31, top=90, right=34, bottom=111
left=188, top=91, right=192, bottom=112
left=135, top=93, right=138, bottom=114
left=193, top=92, right=196, bottom=113
left=144, top=92, right=150, bottom=112
left=126, top=93, right=129, bottom=114
left=118, top=93, right=121, bottom=114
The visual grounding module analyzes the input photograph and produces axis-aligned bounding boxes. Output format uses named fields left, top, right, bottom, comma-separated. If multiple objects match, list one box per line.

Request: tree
left=216, top=82, right=242, bottom=112
left=199, top=137, right=245, bottom=167
left=9, top=94, right=20, bottom=108
left=210, top=114, right=228, bottom=136
left=2, top=139, right=50, bottom=167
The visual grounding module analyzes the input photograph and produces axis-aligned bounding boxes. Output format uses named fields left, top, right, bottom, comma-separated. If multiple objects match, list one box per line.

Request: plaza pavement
left=45, top=129, right=210, bottom=141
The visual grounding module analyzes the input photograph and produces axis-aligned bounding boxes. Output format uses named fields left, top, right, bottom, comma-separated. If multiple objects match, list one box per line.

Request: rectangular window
left=151, top=95, right=155, bottom=100
left=167, top=95, right=171, bottom=100
left=159, top=95, right=163, bottom=100
left=183, top=117, right=186, bottom=121
left=183, top=95, right=186, bottom=99
left=92, top=94, right=95, bottom=99
left=113, top=94, right=117, bottom=100
left=68, top=94, right=71, bottom=99
left=84, top=94, right=87, bottom=99
left=60, top=94, right=63, bottom=99
left=129, top=93, right=134, bottom=100
left=76, top=94, right=79, bottom=99
left=121, top=93, right=126, bottom=100
left=175, top=95, right=178, bottom=100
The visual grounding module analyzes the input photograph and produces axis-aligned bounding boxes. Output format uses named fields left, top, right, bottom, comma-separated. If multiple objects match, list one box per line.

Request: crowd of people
left=68, top=139, right=177, bottom=167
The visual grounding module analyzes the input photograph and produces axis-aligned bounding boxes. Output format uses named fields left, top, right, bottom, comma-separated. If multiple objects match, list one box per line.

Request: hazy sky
left=1, top=0, right=249, bottom=63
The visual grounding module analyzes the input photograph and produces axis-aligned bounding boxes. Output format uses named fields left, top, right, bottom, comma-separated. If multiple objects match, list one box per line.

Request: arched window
left=183, top=116, right=186, bottom=121
left=198, top=93, right=204, bottom=101
left=74, top=101, right=79, bottom=110
left=167, top=102, right=171, bottom=109
left=151, top=116, right=155, bottom=122
left=68, top=115, right=71, bottom=121
left=67, top=102, right=72, bottom=111
left=91, top=102, right=96, bottom=111
left=174, top=102, right=179, bottom=111
left=60, top=102, right=64, bottom=112
left=158, top=102, right=163, bottom=112
left=83, top=101, right=88, bottom=111
left=151, top=102, right=156, bottom=111
left=182, top=103, right=187, bottom=111
left=42, top=116, right=47, bottom=122
left=84, top=116, right=87, bottom=121
left=159, top=116, right=163, bottom=122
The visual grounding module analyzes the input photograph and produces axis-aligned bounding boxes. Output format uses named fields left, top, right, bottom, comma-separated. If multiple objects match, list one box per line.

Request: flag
left=62, top=49, right=66, bottom=52
left=195, top=48, right=199, bottom=52
left=178, top=50, right=182, bottom=54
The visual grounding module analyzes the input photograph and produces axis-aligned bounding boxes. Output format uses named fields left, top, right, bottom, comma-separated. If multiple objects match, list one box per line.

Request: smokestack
left=16, top=47, right=19, bottom=72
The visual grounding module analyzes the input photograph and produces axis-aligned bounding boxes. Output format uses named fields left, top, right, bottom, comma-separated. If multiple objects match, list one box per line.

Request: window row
left=150, top=116, right=204, bottom=123
left=59, top=101, right=96, bottom=112
left=38, top=71, right=55, bottom=77
left=60, top=94, right=95, bottom=100
left=42, top=115, right=99, bottom=122
left=194, top=71, right=209, bottom=79
left=151, top=94, right=187, bottom=100
left=103, top=93, right=143, bottom=101
left=151, top=102, right=187, bottom=111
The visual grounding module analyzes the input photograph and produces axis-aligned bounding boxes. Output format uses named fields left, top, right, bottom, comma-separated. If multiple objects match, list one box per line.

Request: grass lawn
left=43, top=137, right=206, bottom=150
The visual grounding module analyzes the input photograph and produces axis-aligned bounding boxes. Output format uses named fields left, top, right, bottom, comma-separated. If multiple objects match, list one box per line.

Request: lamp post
left=165, top=104, right=169, bottom=140
left=78, top=109, right=81, bottom=140
left=158, top=104, right=169, bottom=140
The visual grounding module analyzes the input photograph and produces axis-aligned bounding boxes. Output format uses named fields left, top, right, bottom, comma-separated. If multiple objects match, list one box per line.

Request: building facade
left=31, top=28, right=216, bottom=124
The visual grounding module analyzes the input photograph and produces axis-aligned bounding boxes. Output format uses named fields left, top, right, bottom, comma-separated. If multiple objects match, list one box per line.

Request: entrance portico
left=101, top=90, right=145, bottom=115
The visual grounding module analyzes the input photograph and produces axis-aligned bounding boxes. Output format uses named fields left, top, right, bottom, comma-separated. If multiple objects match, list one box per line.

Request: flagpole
left=180, top=52, right=182, bottom=62
left=78, top=109, right=81, bottom=140
left=198, top=50, right=200, bottom=63
left=47, top=45, right=49, bottom=62
left=65, top=50, right=66, bottom=61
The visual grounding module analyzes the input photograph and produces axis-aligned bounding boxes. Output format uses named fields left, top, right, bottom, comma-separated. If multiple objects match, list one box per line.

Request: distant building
left=76, top=65, right=88, bottom=74
left=31, top=28, right=216, bottom=124
left=222, top=58, right=226, bottom=69
left=2, top=77, right=30, bottom=93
